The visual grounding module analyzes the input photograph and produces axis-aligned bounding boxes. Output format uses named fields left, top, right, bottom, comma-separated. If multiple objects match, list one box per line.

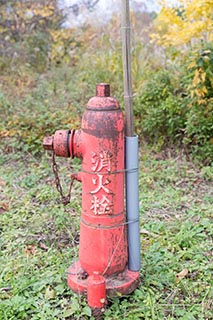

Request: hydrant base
left=67, top=261, right=139, bottom=297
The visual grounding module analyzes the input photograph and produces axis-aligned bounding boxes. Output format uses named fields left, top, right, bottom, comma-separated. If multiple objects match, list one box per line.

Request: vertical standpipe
left=125, top=135, right=140, bottom=271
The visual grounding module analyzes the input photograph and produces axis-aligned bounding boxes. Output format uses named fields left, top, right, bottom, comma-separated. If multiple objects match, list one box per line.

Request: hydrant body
left=75, top=86, right=127, bottom=276
left=43, top=84, right=139, bottom=305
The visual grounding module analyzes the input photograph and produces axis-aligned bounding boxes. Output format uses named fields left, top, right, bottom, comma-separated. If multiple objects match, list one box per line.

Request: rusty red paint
left=53, top=129, right=70, bottom=157
left=96, top=83, right=110, bottom=97
left=74, top=84, right=127, bottom=276
left=67, top=261, right=139, bottom=297
left=87, top=272, right=106, bottom=309
left=43, top=83, right=139, bottom=302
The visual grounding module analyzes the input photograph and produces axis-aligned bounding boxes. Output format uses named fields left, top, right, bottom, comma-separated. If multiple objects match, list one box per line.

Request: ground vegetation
left=0, top=1, right=212, bottom=319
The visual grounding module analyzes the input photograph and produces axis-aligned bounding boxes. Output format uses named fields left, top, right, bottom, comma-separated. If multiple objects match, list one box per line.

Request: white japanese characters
left=90, top=151, right=113, bottom=215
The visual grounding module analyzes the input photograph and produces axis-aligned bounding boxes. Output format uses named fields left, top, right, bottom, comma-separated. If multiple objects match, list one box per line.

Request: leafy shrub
left=185, top=100, right=213, bottom=163
left=149, top=1, right=213, bottom=163
left=183, top=43, right=213, bottom=163
left=0, top=1, right=212, bottom=163
left=133, top=43, right=213, bottom=163
left=135, top=69, right=188, bottom=145
left=0, top=1, right=81, bottom=73
left=0, top=68, right=81, bottom=155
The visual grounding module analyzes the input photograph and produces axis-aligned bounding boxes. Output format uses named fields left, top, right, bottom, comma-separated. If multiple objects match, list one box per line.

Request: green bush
left=185, top=101, right=213, bottom=163
left=0, top=2, right=212, bottom=164
left=135, top=69, right=188, bottom=145
left=134, top=44, right=213, bottom=163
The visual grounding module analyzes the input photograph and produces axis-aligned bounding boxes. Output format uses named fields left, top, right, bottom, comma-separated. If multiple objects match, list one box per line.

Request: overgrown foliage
left=0, top=1, right=212, bottom=319
left=0, top=0, right=82, bottom=72
left=0, top=1, right=212, bottom=163
left=134, top=43, right=213, bottom=162
left=146, top=0, right=213, bottom=163
left=152, top=0, right=213, bottom=46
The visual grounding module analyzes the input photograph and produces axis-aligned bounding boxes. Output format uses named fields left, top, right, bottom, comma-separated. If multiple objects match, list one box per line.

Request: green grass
left=0, top=146, right=212, bottom=319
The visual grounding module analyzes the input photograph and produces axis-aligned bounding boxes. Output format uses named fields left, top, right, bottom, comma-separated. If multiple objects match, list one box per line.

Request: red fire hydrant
left=43, top=83, right=139, bottom=310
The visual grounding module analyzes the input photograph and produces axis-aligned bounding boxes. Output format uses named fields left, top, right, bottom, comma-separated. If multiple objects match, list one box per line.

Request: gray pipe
left=125, top=135, right=140, bottom=271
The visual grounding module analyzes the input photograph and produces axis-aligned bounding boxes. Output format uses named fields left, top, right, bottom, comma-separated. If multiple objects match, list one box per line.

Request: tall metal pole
left=121, top=0, right=134, bottom=137
left=121, top=0, right=140, bottom=272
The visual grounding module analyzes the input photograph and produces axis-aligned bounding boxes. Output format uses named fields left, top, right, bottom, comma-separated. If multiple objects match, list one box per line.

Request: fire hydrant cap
left=87, top=83, right=119, bottom=111
left=53, top=130, right=70, bottom=157
left=96, top=83, right=110, bottom=97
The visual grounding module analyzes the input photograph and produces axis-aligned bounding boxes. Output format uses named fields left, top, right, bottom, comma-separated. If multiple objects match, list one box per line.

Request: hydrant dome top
left=87, top=83, right=120, bottom=111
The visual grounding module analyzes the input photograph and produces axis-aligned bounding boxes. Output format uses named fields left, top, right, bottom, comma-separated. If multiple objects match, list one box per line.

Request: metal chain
left=52, top=151, right=75, bottom=206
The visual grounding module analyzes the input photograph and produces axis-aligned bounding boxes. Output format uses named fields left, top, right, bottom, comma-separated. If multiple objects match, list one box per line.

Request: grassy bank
left=0, top=146, right=212, bottom=319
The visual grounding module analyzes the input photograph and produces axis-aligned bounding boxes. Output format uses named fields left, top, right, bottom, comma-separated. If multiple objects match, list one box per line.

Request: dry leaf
left=140, top=228, right=158, bottom=238
left=38, top=241, right=49, bottom=251
left=24, top=244, right=35, bottom=256
left=45, top=286, right=55, bottom=300
left=0, top=179, right=6, bottom=187
left=0, top=202, right=9, bottom=213
left=0, top=287, right=12, bottom=292
left=176, top=268, right=188, bottom=283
